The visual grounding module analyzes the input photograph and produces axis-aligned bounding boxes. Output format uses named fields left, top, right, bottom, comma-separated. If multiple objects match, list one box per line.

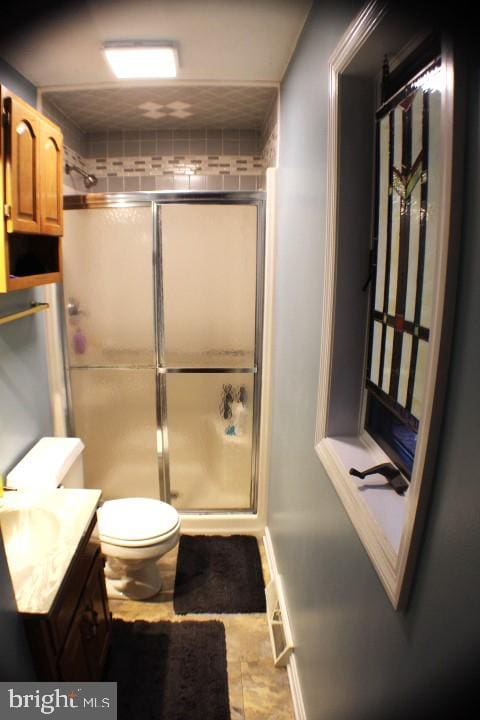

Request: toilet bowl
left=97, top=497, right=181, bottom=600
left=6, top=437, right=181, bottom=601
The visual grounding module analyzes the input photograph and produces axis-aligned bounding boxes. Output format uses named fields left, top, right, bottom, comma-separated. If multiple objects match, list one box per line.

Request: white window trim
left=315, top=1, right=459, bottom=609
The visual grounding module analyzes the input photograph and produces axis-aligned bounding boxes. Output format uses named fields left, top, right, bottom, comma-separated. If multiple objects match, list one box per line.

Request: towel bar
left=0, top=302, right=49, bottom=326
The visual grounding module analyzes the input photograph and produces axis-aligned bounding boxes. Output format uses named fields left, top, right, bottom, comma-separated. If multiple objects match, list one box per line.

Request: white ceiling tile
left=139, top=102, right=164, bottom=111
left=143, top=110, right=167, bottom=118
left=43, top=85, right=278, bottom=130
left=166, top=101, right=192, bottom=110
left=169, top=110, right=193, bottom=118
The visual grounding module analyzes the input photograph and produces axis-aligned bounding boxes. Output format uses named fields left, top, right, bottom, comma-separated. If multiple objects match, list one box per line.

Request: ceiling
left=2, top=0, right=312, bottom=87
left=43, top=85, right=278, bottom=132
left=1, top=0, right=311, bottom=132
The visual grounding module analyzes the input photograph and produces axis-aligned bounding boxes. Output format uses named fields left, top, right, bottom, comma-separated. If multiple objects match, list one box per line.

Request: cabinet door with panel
left=78, top=553, right=111, bottom=679
left=58, top=609, right=92, bottom=682
left=3, top=94, right=41, bottom=234
left=58, top=551, right=112, bottom=681
left=4, top=94, right=64, bottom=237
left=24, top=531, right=111, bottom=682
left=1, top=87, right=64, bottom=292
left=39, top=118, right=63, bottom=236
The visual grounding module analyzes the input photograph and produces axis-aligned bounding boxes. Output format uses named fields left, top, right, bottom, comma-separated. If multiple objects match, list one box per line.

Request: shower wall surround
left=64, top=128, right=271, bottom=192
left=261, top=98, right=278, bottom=169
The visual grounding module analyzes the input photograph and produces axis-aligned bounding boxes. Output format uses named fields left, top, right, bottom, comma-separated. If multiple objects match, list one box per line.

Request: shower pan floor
left=170, top=465, right=251, bottom=511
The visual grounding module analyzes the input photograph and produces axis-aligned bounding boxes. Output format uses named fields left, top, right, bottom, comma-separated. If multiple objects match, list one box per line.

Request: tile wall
left=46, top=97, right=279, bottom=194
left=64, top=128, right=265, bottom=192
left=261, top=99, right=278, bottom=169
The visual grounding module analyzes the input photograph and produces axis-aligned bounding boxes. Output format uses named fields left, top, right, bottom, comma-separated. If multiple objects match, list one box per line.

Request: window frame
left=364, top=42, right=443, bottom=480
left=315, top=1, right=461, bottom=609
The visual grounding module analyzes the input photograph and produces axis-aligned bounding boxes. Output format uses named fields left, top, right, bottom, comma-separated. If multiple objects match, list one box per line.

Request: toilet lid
left=97, top=498, right=180, bottom=543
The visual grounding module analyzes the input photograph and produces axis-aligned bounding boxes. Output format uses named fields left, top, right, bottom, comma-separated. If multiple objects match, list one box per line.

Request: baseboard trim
left=263, top=525, right=279, bottom=578
left=287, top=653, right=307, bottom=720
left=263, top=526, right=307, bottom=720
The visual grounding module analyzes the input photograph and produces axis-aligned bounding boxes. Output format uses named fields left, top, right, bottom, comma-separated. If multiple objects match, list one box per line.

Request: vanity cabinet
left=22, top=516, right=112, bottom=681
left=0, top=85, right=63, bottom=292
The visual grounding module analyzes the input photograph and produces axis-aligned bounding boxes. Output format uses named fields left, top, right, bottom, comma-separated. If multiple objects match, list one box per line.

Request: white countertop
left=0, top=488, right=101, bottom=614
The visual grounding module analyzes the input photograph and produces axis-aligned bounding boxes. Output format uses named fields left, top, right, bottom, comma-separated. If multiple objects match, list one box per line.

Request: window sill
left=315, top=433, right=408, bottom=604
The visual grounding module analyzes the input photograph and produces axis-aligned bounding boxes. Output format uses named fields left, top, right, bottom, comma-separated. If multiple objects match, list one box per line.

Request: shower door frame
left=62, top=191, right=266, bottom=515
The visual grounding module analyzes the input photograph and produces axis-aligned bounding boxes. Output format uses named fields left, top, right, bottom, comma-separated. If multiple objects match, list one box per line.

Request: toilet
left=97, top=497, right=180, bottom=600
left=6, top=436, right=181, bottom=601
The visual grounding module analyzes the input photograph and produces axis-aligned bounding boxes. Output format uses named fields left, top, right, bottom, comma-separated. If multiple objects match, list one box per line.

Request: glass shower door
left=62, top=206, right=159, bottom=500
left=159, top=203, right=260, bottom=511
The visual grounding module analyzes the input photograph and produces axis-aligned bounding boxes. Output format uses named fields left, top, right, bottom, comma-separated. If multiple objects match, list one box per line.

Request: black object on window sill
left=349, top=463, right=409, bottom=496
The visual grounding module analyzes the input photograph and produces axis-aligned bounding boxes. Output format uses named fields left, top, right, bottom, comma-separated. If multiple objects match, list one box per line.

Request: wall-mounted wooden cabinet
left=0, top=86, right=63, bottom=292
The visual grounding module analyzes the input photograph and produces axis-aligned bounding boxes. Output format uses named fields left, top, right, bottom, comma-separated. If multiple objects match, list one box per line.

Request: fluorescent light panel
left=103, top=43, right=178, bottom=79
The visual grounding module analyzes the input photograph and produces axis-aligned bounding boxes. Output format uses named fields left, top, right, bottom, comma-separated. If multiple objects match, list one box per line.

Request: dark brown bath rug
left=173, top=534, right=266, bottom=614
left=105, top=619, right=230, bottom=720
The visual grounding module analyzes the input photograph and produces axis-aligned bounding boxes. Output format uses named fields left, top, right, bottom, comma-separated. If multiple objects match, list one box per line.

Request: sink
left=0, top=488, right=101, bottom=614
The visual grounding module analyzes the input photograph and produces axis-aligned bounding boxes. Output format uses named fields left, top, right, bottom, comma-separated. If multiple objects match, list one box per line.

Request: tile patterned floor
left=109, top=537, right=295, bottom=720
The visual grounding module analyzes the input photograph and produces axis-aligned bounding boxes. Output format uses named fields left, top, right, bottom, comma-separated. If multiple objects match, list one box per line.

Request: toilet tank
left=6, top=437, right=85, bottom=491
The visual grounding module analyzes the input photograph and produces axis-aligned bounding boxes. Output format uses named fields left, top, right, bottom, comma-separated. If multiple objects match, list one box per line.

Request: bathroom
left=1, top=1, right=480, bottom=719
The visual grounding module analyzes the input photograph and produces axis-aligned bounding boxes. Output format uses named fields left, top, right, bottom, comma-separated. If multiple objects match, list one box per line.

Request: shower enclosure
left=61, top=193, right=265, bottom=513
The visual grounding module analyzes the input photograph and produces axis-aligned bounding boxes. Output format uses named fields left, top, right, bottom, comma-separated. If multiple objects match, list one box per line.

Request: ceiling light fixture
left=103, top=42, right=178, bottom=79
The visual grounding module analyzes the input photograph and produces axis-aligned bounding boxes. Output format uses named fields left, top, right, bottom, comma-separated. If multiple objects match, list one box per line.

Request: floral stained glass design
left=365, top=54, right=442, bottom=475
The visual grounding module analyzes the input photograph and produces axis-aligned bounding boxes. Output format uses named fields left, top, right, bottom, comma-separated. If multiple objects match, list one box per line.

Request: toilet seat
left=97, top=497, right=180, bottom=548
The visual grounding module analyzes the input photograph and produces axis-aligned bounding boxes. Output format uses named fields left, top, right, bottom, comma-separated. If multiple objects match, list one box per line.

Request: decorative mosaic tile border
left=64, top=146, right=269, bottom=193
left=85, top=154, right=264, bottom=178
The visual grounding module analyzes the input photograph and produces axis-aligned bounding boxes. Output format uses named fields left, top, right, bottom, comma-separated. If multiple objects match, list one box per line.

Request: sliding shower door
left=158, top=203, right=261, bottom=511
left=62, top=206, right=159, bottom=501
left=62, top=194, right=264, bottom=512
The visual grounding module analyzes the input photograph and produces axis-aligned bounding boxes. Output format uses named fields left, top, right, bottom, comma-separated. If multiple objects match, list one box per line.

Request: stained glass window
left=365, top=46, right=442, bottom=477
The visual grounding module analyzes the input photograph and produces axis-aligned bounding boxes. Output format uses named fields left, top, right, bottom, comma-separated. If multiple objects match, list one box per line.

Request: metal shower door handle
left=67, top=297, right=82, bottom=316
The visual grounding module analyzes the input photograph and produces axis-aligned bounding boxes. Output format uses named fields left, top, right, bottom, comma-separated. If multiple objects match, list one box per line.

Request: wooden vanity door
left=80, top=553, right=112, bottom=679
left=4, top=95, right=41, bottom=234
left=57, top=551, right=111, bottom=681
left=39, top=118, right=63, bottom=236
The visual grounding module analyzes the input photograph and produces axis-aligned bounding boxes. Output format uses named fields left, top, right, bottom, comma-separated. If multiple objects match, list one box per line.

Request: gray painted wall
left=268, top=3, right=480, bottom=718
left=0, top=58, right=36, bottom=106
left=0, top=58, right=47, bottom=680
left=0, top=291, right=53, bottom=472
